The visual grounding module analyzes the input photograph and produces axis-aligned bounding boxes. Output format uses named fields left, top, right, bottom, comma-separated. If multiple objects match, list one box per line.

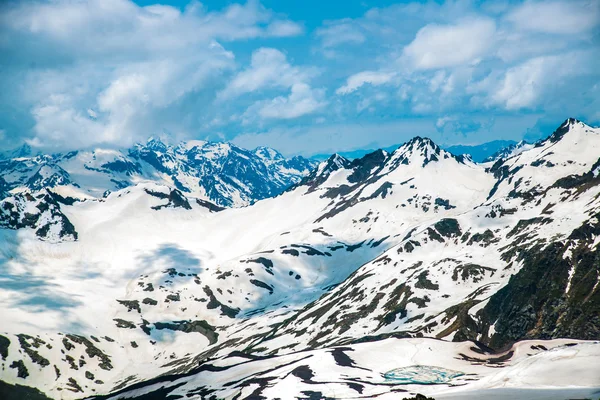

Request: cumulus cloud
left=336, top=71, right=396, bottom=95
left=218, top=47, right=324, bottom=122
left=0, top=0, right=302, bottom=150
left=218, top=48, right=317, bottom=100
left=1, top=0, right=599, bottom=154
left=472, top=51, right=595, bottom=110
left=266, top=20, right=304, bottom=37
left=402, top=18, right=497, bottom=70
left=250, top=83, right=327, bottom=120
left=315, top=20, right=366, bottom=48
left=328, top=0, right=599, bottom=126
left=507, top=1, right=600, bottom=35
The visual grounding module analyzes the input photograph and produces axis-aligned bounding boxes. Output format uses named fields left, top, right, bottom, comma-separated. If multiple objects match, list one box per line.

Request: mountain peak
left=541, top=117, right=591, bottom=146
left=292, top=153, right=351, bottom=193
left=390, top=136, right=446, bottom=167
left=322, top=153, right=351, bottom=172
left=483, top=140, right=533, bottom=162
left=144, top=136, right=169, bottom=151
left=253, top=146, right=284, bottom=163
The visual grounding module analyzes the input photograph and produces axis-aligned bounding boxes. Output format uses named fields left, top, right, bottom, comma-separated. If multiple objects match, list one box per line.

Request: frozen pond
left=384, top=365, right=464, bottom=384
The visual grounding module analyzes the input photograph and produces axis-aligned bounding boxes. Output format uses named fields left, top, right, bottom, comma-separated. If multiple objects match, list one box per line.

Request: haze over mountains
left=0, top=118, right=599, bottom=399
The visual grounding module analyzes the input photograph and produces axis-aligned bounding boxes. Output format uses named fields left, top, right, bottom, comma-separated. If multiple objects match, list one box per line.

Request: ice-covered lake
left=383, top=365, right=464, bottom=384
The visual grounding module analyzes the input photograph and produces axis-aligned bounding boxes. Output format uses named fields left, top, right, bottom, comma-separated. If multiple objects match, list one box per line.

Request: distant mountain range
left=0, top=136, right=529, bottom=208
left=0, top=139, right=316, bottom=207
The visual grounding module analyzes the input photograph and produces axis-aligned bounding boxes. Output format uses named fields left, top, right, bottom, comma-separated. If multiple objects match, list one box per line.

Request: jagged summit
left=387, top=135, right=471, bottom=169
left=313, top=153, right=351, bottom=177
left=543, top=117, right=590, bottom=145
left=484, top=140, right=532, bottom=162
left=252, top=146, right=285, bottom=163
left=0, top=139, right=317, bottom=207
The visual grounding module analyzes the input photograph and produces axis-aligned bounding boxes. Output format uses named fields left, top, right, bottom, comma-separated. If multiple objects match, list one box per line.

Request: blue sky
left=0, top=0, right=599, bottom=156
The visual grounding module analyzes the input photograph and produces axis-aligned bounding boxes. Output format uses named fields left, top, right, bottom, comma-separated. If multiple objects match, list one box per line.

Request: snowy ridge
left=483, top=140, right=533, bottom=163
left=0, top=119, right=599, bottom=399
left=92, top=338, right=600, bottom=400
left=0, top=139, right=317, bottom=208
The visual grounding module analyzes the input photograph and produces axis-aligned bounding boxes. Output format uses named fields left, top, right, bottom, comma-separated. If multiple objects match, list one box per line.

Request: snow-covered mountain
left=482, top=140, right=534, bottom=162
left=0, top=118, right=599, bottom=399
left=0, top=139, right=316, bottom=207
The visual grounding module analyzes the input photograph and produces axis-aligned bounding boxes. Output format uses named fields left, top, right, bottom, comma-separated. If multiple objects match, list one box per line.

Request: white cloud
left=248, top=83, right=327, bottom=120
left=472, top=51, right=594, bottom=110
left=266, top=20, right=304, bottom=37
left=435, top=116, right=456, bottom=129
left=0, top=0, right=301, bottom=150
left=23, top=45, right=234, bottom=149
left=315, top=20, right=366, bottom=48
left=402, top=18, right=496, bottom=70
left=507, top=1, right=600, bottom=35
left=336, top=71, right=396, bottom=95
left=218, top=48, right=317, bottom=100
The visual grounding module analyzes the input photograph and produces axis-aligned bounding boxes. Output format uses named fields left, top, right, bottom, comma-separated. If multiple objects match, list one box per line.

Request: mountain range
left=0, top=118, right=599, bottom=399
left=312, top=139, right=525, bottom=163
left=0, top=139, right=316, bottom=208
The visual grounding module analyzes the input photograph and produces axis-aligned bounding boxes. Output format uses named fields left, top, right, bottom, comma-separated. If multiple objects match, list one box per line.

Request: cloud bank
left=0, top=0, right=598, bottom=155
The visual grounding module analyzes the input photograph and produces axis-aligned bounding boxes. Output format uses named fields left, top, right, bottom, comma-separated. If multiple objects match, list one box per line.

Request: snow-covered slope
left=0, top=139, right=316, bottom=207
left=483, top=140, right=534, bottom=162
left=91, top=338, right=600, bottom=400
left=0, top=119, right=599, bottom=399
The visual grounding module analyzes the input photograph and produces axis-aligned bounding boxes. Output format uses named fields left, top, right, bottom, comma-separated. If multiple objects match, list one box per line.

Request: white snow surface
left=0, top=119, right=599, bottom=399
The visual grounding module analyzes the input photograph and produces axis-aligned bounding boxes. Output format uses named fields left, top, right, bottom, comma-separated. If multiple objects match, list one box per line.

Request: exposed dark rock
left=452, top=264, right=496, bottom=283
left=114, top=319, right=136, bottom=329
left=17, top=334, right=50, bottom=367
left=64, top=334, right=113, bottom=371
left=9, top=360, right=29, bottom=378
left=117, top=300, right=141, bottom=313
left=143, top=283, right=154, bottom=292
left=414, top=271, right=439, bottom=290
left=244, top=257, right=274, bottom=274
left=145, top=188, right=192, bottom=210
left=0, top=335, right=9, bottom=360
left=166, top=293, right=180, bottom=302
left=478, top=214, right=600, bottom=348
left=66, top=378, right=83, bottom=393
left=434, top=219, right=461, bottom=238
left=250, top=279, right=274, bottom=294
left=195, top=198, right=225, bottom=212
left=142, top=297, right=158, bottom=306
left=467, top=230, right=496, bottom=246
left=154, top=320, right=218, bottom=345
left=434, top=198, right=455, bottom=210
left=203, top=286, right=240, bottom=318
